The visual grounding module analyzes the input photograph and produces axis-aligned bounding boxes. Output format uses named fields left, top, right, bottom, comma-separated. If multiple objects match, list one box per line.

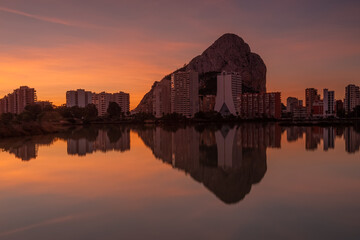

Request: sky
left=0, top=0, right=359, bottom=109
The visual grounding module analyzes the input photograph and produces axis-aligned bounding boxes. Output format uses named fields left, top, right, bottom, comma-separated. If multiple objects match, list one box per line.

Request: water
left=0, top=124, right=359, bottom=240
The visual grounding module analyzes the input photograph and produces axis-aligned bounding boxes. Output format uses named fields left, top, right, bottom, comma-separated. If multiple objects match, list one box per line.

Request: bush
left=107, top=102, right=121, bottom=119
left=0, top=113, right=15, bottom=124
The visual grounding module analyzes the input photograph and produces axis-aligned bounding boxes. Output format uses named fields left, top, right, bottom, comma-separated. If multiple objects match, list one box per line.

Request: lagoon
left=0, top=124, right=359, bottom=239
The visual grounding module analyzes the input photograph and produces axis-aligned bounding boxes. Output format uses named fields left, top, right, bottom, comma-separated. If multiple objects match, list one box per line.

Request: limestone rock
left=133, top=33, right=266, bottom=113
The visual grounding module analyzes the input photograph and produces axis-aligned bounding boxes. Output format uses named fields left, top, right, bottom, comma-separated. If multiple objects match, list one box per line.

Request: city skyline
left=0, top=0, right=359, bottom=109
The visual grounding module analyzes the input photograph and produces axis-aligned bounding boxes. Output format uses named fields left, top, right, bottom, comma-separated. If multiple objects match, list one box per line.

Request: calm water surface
left=0, top=124, right=359, bottom=240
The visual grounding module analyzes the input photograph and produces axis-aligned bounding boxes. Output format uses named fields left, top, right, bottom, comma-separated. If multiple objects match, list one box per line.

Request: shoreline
left=1, top=118, right=359, bottom=139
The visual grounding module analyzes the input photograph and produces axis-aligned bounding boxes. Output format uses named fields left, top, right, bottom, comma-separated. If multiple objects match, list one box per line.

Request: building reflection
left=135, top=124, right=282, bottom=204
left=284, top=125, right=360, bottom=153
left=0, top=135, right=55, bottom=161
left=344, top=127, right=360, bottom=153
left=0, top=126, right=131, bottom=160
left=0, top=124, right=359, bottom=164
left=67, top=127, right=130, bottom=156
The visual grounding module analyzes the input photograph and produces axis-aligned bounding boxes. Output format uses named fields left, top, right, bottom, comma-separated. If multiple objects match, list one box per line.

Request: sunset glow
left=1, top=0, right=359, bottom=109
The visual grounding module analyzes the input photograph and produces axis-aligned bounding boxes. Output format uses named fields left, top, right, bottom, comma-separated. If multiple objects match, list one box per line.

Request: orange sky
left=0, top=0, right=359, bottom=109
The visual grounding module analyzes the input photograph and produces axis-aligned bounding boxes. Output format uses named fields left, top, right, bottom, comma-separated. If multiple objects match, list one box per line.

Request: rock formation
left=133, top=33, right=266, bottom=113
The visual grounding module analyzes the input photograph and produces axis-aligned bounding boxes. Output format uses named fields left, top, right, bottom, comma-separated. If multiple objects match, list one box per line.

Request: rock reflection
left=135, top=124, right=282, bottom=204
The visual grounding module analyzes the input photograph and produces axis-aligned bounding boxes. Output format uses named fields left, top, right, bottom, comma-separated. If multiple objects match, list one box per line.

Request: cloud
left=0, top=5, right=101, bottom=29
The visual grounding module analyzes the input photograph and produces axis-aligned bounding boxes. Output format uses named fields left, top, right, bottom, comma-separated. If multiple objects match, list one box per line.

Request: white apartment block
left=214, top=72, right=242, bottom=116
left=66, top=89, right=92, bottom=108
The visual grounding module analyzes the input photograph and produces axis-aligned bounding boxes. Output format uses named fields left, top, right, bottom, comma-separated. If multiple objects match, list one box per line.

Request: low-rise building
left=199, top=95, right=216, bottom=112
left=237, top=92, right=281, bottom=119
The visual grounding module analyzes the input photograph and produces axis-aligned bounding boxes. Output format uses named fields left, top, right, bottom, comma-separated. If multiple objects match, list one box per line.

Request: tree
left=0, top=113, right=14, bottom=124
left=24, top=104, right=43, bottom=120
left=107, top=102, right=121, bottom=119
left=84, top=104, right=98, bottom=120
left=354, top=106, right=360, bottom=118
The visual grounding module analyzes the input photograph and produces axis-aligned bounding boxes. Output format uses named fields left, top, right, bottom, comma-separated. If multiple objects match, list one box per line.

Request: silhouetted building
left=293, top=106, right=307, bottom=119
left=66, top=89, right=93, bottom=108
left=0, top=86, right=37, bottom=114
left=312, top=99, right=324, bottom=118
left=344, top=84, right=360, bottom=113
left=171, top=71, right=199, bottom=118
left=323, top=89, right=335, bottom=117
left=336, top=100, right=344, bottom=114
left=92, top=91, right=130, bottom=116
left=152, top=80, right=171, bottom=118
left=199, top=95, right=216, bottom=112
left=237, top=92, right=281, bottom=119
left=112, top=92, right=130, bottom=114
left=92, top=92, right=112, bottom=116
left=306, top=88, right=320, bottom=117
left=287, top=97, right=301, bottom=113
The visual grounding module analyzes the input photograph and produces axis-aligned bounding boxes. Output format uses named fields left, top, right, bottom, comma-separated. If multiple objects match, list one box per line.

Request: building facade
left=214, top=72, right=242, bottom=116
left=0, top=86, right=37, bottom=114
left=305, top=88, right=320, bottom=117
left=92, top=92, right=112, bottom=116
left=344, top=84, right=360, bottom=113
left=286, top=97, right=301, bottom=113
left=66, top=89, right=93, bottom=108
left=66, top=89, right=130, bottom=117
left=199, top=95, right=216, bottom=112
left=323, top=89, right=335, bottom=117
left=112, top=91, right=130, bottom=114
left=171, top=71, right=199, bottom=118
left=152, top=80, right=171, bottom=118
left=92, top=91, right=130, bottom=116
left=237, top=92, right=281, bottom=119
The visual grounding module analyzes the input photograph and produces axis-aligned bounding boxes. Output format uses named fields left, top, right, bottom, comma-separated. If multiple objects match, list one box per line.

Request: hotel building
left=171, top=71, right=199, bottom=118
left=214, top=72, right=242, bottom=116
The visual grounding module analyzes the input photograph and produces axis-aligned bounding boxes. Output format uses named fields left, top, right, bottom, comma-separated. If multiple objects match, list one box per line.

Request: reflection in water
left=285, top=125, right=360, bottom=153
left=0, top=135, right=55, bottom=161
left=0, top=124, right=359, bottom=204
left=67, top=127, right=130, bottom=156
left=0, top=126, right=130, bottom=160
left=134, top=124, right=282, bottom=204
